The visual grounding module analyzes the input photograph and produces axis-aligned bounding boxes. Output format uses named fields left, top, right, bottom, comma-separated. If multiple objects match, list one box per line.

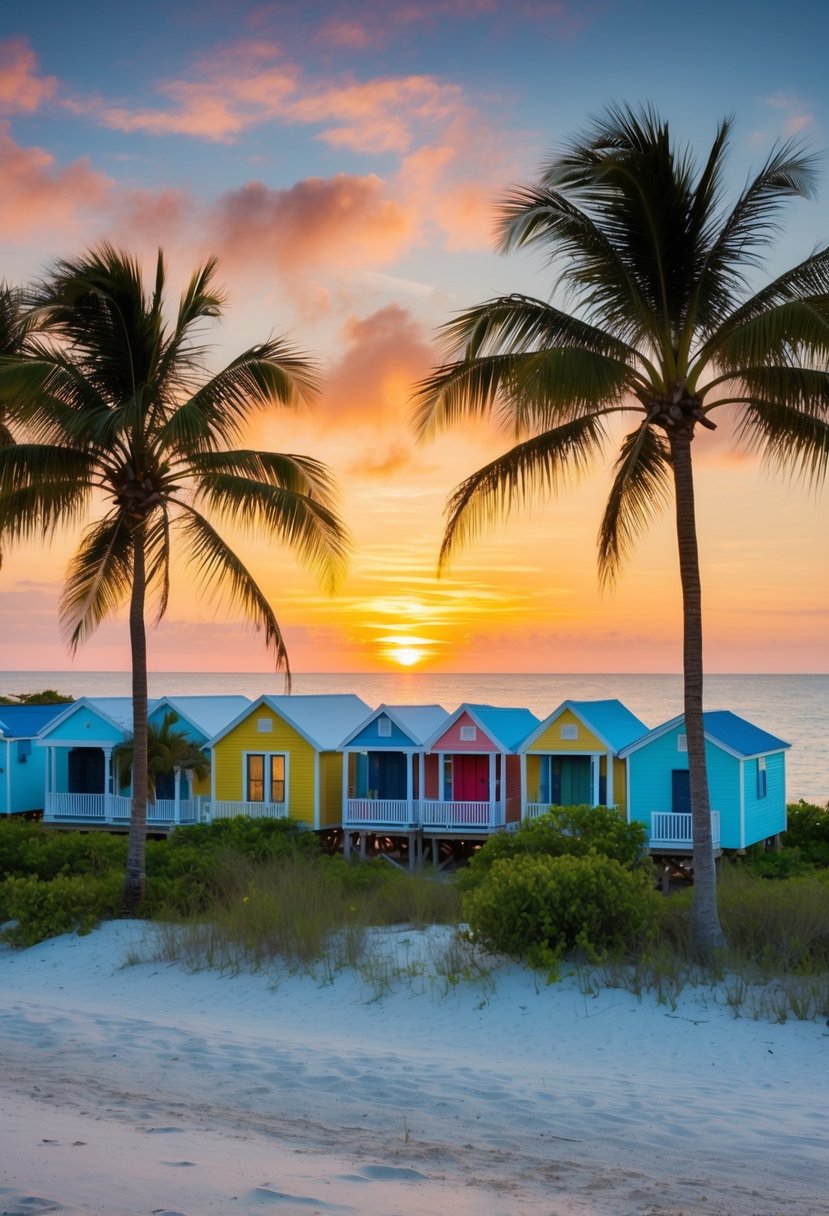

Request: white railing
left=44, top=793, right=198, bottom=825
left=650, top=811, right=720, bottom=850
left=420, top=799, right=500, bottom=829
left=44, top=792, right=132, bottom=822
left=525, top=802, right=553, bottom=820
left=205, top=800, right=288, bottom=821
left=344, top=798, right=415, bottom=826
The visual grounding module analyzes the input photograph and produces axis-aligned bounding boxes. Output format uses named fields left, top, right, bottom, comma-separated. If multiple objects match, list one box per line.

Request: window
left=460, top=725, right=477, bottom=742
left=246, top=753, right=287, bottom=803
left=16, top=739, right=32, bottom=763
left=271, top=755, right=286, bottom=803
left=378, top=717, right=392, bottom=737
left=256, top=717, right=273, bottom=733
left=561, top=724, right=577, bottom=741
left=757, top=756, right=767, bottom=799
left=247, top=754, right=265, bottom=801
left=677, top=734, right=688, bottom=753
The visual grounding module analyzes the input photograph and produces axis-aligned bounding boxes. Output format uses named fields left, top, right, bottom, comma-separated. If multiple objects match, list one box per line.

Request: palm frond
left=59, top=513, right=133, bottom=651
left=188, top=465, right=348, bottom=592
left=439, top=414, right=607, bottom=569
left=159, top=340, right=321, bottom=453
left=0, top=444, right=94, bottom=541
left=597, top=423, right=672, bottom=584
left=175, top=505, right=292, bottom=680
left=735, top=399, right=829, bottom=486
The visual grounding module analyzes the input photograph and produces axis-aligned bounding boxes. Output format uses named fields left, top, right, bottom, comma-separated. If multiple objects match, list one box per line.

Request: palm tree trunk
left=123, top=527, right=148, bottom=913
left=669, top=427, right=725, bottom=957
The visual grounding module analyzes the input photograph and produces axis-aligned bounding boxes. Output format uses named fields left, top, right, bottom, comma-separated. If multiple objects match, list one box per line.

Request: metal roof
left=523, top=698, right=649, bottom=752
left=157, top=695, right=251, bottom=740
left=430, top=703, right=540, bottom=752
left=0, top=703, right=73, bottom=737
left=341, top=703, right=450, bottom=748
left=209, top=693, right=372, bottom=751
left=619, top=710, right=790, bottom=759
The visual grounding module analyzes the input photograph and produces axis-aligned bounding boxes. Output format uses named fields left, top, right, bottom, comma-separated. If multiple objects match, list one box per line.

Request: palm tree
left=0, top=245, right=348, bottom=910
left=0, top=284, right=46, bottom=565
left=116, top=711, right=209, bottom=803
left=414, top=106, right=829, bottom=956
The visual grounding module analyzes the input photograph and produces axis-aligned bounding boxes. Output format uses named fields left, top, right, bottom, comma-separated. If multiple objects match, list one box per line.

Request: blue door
left=671, top=769, right=691, bottom=815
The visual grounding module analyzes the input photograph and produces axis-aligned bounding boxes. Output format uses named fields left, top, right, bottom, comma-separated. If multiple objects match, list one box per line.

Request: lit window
left=247, top=754, right=265, bottom=801
left=271, top=755, right=286, bottom=803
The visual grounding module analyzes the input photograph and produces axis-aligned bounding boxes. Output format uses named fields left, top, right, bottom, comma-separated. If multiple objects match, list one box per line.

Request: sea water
left=1, top=670, right=826, bottom=802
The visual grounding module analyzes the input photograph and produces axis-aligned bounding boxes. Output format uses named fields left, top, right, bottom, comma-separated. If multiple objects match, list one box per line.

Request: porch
left=420, top=798, right=503, bottom=830
left=343, top=797, right=417, bottom=828
left=44, top=791, right=201, bottom=826
left=648, top=811, right=721, bottom=851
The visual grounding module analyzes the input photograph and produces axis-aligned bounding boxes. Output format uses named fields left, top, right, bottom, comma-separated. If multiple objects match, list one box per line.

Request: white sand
left=1, top=922, right=827, bottom=1216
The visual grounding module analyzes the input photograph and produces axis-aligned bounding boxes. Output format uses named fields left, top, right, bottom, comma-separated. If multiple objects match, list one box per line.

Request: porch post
left=488, top=752, right=496, bottom=826
left=173, top=766, right=181, bottom=824
left=342, top=750, right=349, bottom=827
left=520, top=753, right=527, bottom=821
left=606, top=752, right=614, bottom=806
left=592, top=754, right=600, bottom=806
left=406, top=752, right=413, bottom=824
left=103, top=747, right=113, bottom=821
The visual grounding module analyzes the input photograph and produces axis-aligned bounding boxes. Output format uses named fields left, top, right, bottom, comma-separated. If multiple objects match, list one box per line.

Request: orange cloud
left=0, top=123, right=111, bottom=239
left=0, top=38, right=56, bottom=113
left=211, top=174, right=414, bottom=273
left=322, top=304, right=434, bottom=427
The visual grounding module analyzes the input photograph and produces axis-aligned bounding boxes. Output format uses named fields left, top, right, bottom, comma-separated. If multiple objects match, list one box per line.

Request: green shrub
left=783, top=801, right=829, bottom=868
left=459, top=804, right=649, bottom=894
left=1, top=872, right=122, bottom=947
left=463, top=852, right=660, bottom=971
left=0, top=820, right=127, bottom=880
left=741, top=846, right=815, bottom=880
left=168, top=817, right=322, bottom=862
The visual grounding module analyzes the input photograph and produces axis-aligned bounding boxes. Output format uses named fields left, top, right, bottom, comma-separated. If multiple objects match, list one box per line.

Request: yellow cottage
left=519, top=699, right=648, bottom=819
left=207, top=694, right=371, bottom=830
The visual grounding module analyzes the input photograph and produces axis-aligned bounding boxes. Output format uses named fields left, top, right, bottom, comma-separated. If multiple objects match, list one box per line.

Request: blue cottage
left=0, top=703, right=73, bottom=815
left=619, top=710, right=791, bottom=851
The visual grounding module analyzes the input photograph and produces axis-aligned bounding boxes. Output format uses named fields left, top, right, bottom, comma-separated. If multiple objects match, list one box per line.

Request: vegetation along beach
left=0, top=2, right=827, bottom=1215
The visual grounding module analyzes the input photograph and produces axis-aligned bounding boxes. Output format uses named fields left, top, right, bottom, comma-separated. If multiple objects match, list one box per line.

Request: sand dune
left=1, top=922, right=827, bottom=1215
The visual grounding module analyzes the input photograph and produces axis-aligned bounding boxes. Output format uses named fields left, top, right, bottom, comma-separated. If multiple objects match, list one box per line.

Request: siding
left=529, top=709, right=606, bottom=754
left=431, top=712, right=498, bottom=753
left=612, top=758, right=627, bottom=815
left=213, top=707, right=317, bottom=828
left=347, top=714, right=415, bottom=749
left=741, top=752, right=787, bottom=845
left=3, top=738, right=49, bottom=813
left=43, top=706, right=126, bottom=744
left=627, top=726, right=688, bottom=835
left=319, top=752, right=343, bottom=827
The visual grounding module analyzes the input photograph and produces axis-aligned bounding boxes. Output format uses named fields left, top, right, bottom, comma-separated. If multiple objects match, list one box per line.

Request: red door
left=454, top=754, right=489, bottom=801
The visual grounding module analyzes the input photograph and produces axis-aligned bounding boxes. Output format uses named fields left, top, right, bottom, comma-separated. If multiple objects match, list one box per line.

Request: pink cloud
left=0, top=38, right=56, bottom=114
left=0, top=124, right=111, bottom=239
left=322, top=304, right=434, bottom=427
left=211, top=174, right=415, bottom=273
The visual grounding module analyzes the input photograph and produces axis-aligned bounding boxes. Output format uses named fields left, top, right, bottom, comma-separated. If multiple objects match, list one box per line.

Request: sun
left=389, top=646, right=425, bottom=667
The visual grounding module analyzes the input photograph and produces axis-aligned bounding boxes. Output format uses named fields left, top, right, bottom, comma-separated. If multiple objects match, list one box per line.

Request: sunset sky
left=0, top=0, right=826, bottom=675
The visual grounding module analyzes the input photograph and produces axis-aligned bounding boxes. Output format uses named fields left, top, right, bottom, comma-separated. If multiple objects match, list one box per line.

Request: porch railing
left=344, top=798, right=416, bottom=827
left=650, top=811, right=720, bottom=850
left=205, top=800, right=288, bottom=821
left=44, top=792, right=198, bottom=825
left=420, top=799, right=500, bottom=830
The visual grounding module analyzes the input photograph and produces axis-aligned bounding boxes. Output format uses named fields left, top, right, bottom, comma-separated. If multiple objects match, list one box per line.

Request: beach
left=1, top=922, right=827, bottom=1216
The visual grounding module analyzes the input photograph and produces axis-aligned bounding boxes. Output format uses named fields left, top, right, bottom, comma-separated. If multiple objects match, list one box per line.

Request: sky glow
left=0, top=1, right=826, bottom=674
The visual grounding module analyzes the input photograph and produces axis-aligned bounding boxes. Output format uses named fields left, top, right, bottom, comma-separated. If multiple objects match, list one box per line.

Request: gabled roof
left=619, top=710, right=790, bottom=760
left=340, top=703, right=449, bottom=749
left=36, top=696, right=143, bottom=741
left=156, top=695, right=251, bottom=741
left=522, top=698, right=648, bottom=754
left=0, top=703, right=73, bottom=738
left=208, top=693, right=372, bottom=751
left=427, top=703, right=541, bottom=752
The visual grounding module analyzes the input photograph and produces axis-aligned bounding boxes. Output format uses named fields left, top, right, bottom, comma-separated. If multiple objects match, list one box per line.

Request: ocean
left=1, top=670, right=826, bottom=804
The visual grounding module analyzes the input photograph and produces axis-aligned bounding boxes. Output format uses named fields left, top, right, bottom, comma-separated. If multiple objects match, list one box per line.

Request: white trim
left=739, top=758, right=746, bottom=849
left=241, top=749, right=290, bottom=807
left=314, top=750, right=320, bottom=829
left=606, top=752, right=614, bottom=806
